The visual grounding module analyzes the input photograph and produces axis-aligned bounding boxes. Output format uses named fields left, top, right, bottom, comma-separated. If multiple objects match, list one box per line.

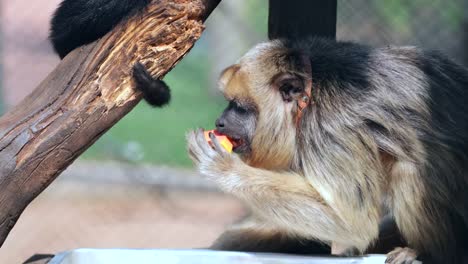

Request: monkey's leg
left=133, top=63, right=171, bottom=107
left=213, top=217, right=404, bottom=256
left=331, top=215, right=407, bottom=257
left=389, top=161, right=458, bottom=264
left=211, top=226, right=330, bottom=254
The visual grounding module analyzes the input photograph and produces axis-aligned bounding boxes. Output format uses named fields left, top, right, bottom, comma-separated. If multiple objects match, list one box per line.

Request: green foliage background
left=82, top=50, right=226, bottom=166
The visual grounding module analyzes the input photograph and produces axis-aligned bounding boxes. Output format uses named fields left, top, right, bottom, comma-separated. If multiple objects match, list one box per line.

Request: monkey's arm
left=187, top=129, right=380, bottom=250
left=50, top=0, right=150, bottom=58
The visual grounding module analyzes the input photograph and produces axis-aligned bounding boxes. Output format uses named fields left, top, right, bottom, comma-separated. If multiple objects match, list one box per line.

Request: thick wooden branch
left=0, top=0, right=219, bottom=246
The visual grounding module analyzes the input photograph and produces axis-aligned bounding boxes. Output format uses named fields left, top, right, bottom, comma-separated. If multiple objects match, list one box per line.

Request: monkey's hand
left=187, top=129, right=244, bottom=188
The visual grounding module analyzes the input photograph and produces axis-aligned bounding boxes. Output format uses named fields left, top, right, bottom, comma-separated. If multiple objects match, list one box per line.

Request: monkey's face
left=214, top=102, right=257, bottom=154
left=215, top=65, right=257, bottom=155
left=216, top=42, right=307, bottom=169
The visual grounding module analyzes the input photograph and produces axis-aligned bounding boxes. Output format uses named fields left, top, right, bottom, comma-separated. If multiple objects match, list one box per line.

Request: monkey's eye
left=228, top=101, right=237, bottom=109
left=235, top=105, right=248, bottom=114
left=228, top=101, right=248, bottom=115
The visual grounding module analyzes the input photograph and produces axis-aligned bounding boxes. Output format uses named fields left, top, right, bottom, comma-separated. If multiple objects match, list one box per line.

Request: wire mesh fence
left=338, top=0, right=467, bottom=66
left=0, top=1, right=466, bottom=263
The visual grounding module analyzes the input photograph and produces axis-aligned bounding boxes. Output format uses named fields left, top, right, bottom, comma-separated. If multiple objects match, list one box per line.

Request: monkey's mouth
left=229, top=137, right=249, bottom=154
left=215, top=129, right=251, bottom=154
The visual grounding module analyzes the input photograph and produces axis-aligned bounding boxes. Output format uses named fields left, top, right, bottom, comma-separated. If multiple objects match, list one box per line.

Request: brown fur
left=187, top=39, right=468, bottom=264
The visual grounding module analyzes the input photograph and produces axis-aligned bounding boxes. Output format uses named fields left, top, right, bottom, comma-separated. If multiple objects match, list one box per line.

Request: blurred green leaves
left=82, top=46, right=227, bottom=167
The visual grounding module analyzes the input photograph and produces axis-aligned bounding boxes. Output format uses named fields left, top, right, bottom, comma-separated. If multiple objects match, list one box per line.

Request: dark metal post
left=268, top=0, right=337, bottom=40
left=464, top=0, right=468, bottom=66
left=0, top=5, right=3, bottom=115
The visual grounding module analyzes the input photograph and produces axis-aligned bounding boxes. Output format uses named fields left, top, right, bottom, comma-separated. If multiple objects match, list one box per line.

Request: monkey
left=49, top=0, right=170, bottom=107
left=187, top=37, right=468, bottom=264
left=48, top=2, right=405, bottom=258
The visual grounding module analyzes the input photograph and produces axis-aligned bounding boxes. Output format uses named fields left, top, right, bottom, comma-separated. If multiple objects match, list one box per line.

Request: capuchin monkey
left=187, top=38, right=468, bottom=264
left=49, top=0, right=170, bottom=107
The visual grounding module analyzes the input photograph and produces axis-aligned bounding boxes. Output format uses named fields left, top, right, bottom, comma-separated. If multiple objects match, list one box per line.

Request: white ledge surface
left=49, top=248, right=388, bottom=264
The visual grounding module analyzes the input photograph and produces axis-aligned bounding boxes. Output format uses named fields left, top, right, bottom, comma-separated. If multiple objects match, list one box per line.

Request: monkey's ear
left=218, top=64, right=241, bottom=92
left=272, top=73, right=305, bottom=103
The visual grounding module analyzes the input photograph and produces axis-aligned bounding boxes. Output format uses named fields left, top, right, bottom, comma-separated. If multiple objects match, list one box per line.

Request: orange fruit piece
left=204, top=130, right=233, bottom=153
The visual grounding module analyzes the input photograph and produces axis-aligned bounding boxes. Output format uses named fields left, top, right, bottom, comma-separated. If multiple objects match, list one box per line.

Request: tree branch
left=0, top=0, right=220, bottom=246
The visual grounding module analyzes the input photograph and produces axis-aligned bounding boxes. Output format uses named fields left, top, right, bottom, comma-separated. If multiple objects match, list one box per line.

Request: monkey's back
left=300, top=38, right=468, bottom=261
left=373, top=46, right=468, bottom=260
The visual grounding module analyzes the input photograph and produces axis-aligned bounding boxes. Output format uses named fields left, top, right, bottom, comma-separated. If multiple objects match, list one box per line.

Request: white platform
left=49, top=249, right=388, bottom=264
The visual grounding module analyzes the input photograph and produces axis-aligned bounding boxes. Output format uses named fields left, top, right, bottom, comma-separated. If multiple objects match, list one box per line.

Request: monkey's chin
left=231, top=139, right=250, bottom=154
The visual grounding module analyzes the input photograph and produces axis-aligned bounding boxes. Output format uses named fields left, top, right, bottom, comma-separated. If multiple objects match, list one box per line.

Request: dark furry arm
left=50, top=0, right=150, bottom=58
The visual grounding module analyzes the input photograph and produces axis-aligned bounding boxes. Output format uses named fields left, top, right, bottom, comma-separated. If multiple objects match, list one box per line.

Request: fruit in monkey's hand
left=204, top=130, right=233, bottom=153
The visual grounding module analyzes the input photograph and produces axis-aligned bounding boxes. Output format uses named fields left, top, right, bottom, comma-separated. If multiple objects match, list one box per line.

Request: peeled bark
left=0, top=0, right=220, bottom=246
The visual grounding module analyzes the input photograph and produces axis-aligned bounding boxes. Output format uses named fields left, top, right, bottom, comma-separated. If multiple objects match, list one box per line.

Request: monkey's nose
left=215, top=118, right=225, bottom=129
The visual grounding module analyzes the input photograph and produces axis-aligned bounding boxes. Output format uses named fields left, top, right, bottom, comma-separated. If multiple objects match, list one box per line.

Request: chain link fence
left=338, top=0, right=467, bottom=65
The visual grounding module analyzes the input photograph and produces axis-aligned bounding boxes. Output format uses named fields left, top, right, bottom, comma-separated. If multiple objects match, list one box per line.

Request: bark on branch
left=0, top=0, right=220, bottom=246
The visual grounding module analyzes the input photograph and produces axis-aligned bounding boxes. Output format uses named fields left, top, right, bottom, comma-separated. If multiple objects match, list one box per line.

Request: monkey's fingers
left=209, top=132, right=229, bottom=157
left=187, top=147, right=201, bottom=164
left=186, top=130, right=206, bottom=163
left=385, top=247, right=420, bottom=264
left=188, top=129, right=215, bottom=159
left=194, top=128, right=218, bottom=157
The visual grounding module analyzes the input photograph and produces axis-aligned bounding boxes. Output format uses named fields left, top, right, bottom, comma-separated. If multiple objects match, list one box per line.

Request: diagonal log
left=0, top=0, right=220, bottom=246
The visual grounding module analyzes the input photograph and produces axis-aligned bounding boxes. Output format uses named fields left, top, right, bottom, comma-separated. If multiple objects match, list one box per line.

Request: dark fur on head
left=188, top=37, right=468, bottom=264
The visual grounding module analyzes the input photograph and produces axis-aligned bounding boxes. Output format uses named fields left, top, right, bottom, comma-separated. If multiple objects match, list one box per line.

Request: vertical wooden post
left=268, top=0, right=337, bottom=40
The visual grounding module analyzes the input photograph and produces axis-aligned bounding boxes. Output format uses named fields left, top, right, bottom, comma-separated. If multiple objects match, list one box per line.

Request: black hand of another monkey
left=133, top=62, right=171, bottom=107
left=187, top=129, right=243, bottom=188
